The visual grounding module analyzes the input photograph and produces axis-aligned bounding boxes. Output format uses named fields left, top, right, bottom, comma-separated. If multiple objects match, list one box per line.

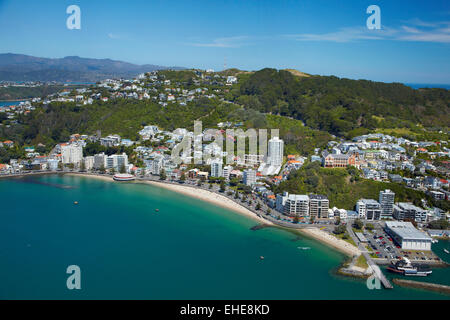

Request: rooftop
left=385, top=221, right=432, bottom=241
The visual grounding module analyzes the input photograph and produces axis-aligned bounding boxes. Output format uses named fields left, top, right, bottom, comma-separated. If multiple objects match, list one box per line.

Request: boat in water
left=113, top=174, right=136, bottom=182
left=444, top=249, right=449, bottom=254
left=387, top=257, right=432, bottom=277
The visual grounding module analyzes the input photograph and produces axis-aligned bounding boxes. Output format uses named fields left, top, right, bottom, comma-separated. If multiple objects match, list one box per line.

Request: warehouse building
left=384, top=221, right=432, bottom=251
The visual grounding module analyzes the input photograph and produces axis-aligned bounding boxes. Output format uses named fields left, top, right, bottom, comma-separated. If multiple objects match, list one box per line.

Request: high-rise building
left=309, top=194, right=329, bottom=219
left=222, top=165, right=232, bottom=180
left=106, top=153, right=129, bottom=171
left=243, top=169, right=257, bottom=186
left=356, top=199, right=381, bottom=220
left=61, top=144, right=83, bottom=165
left=276, top=192, right=309, bottom=217
left=83, top=156, right=95, bottom=171
left=211, top=161, right=223, bottom=178
left=379, top=189, right=395, bottom=219
left=94, top=153, right=107, bottom=169
left=268, top=137, right=284, bottom=166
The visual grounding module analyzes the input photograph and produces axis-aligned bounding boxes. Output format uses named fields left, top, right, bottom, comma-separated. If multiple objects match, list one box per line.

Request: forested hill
left=233, top=68, right=450, bottom=137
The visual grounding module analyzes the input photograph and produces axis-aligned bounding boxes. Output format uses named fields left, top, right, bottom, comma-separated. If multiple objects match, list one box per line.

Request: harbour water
left=0, top=174, right=448, bottom=299
left=0, top=100, right=26, bottom=108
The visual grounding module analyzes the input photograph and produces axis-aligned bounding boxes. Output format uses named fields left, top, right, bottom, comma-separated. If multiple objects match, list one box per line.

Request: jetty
left=392, top=279, right=450, bottom=295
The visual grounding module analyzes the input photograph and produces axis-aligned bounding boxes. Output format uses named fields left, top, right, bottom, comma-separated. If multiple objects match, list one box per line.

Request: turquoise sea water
left=0, top=174, right=448, bottom=300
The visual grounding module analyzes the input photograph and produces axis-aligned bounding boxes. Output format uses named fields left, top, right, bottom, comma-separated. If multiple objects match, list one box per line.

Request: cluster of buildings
left=268, top=187, right=447, bottom=227
left=319, top=133, right=449, bottom=200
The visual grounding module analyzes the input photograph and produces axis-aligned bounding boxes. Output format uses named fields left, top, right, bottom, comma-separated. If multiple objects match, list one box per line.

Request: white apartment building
left=106, top=153, right=129, bottom=171
left=222, top=165, right=233, bottom=180
left=356, top=199, right=382, bottom=220
left=267, top=137, right=284, bottom=166
left=276, top=192, right=310, bottom=217
left=61, top=144, right=83, bottom=165
left=211, top=161, right=223, bottom=178
left=243, top=169, right=257, bottom=186
left=94, top=153, right=107, bottom=169
left=83, top=156, right=95, bottom=171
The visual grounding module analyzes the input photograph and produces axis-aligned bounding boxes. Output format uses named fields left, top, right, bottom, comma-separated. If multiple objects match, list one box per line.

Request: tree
left=428, top=219, right=449, bottom=230
left=99, top=164, right=106, bottom=174
left=159, top=169, right=166, bottom=180
left=119, top=164, right=126, bottom=174
left=209, top=183, right=213, bottom=189
left=333, top=225, right=346, bottom=234
left=267, top=208, right=271, bottom=215
left=256, top=203, right=261, bottom=210
left=353, top=218, right=363, bottom=230
left=180, top=172, right=186, bottom=182
left=365, top=223, right=374, bottom=231
left=219, top=180, right=226, bottom=192
left=293, top=215, right=299, bottom=223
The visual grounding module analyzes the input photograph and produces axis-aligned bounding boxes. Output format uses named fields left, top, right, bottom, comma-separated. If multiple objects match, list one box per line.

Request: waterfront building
left=379, top=189, right=395, bottom=219
left=94, top=153, right=107, bottom=169
left=211, top=161, right=223, bottom=178
left=243, top=169, right=256, bottom=186
left=47, top=159, right=59, bottom=171
left=276, top=192, right=309, bottom=217
left=309, top=194, right=329, bottom=219
left=267, top=137, right=284, bottom=166
left=222, top=165, right=232, bottom=180
left=393, top=202, right=427, bottom=223
left=61, top=143, right=83, bottom=165
left=83, top=156, right=95, bottom=171
left=356, top=199, right=381, bottom=220
left=384, top=221, right=432, bottom=250
left=106, top=153, right=129, bottom=172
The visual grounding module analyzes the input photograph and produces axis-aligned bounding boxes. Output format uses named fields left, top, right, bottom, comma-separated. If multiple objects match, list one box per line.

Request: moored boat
left=387, top=257, right=432, bottom=277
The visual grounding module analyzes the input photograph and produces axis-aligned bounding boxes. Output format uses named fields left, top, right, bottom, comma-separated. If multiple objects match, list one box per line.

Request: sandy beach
left=142, top=180, right=273, bottom=226
left=299, top=227, right=361, bottom=257
left=66, top=173, right=272, bottom=225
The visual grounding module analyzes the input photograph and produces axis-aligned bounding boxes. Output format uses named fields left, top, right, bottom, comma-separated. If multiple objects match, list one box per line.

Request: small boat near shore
left=444, top=249, right=449, bottom=254
left=113, top=174, right=136, bottom=182
left=387, top=257, right=432, bottom=277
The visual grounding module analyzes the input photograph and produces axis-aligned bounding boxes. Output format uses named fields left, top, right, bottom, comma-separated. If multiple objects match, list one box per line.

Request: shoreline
left=2, top=171, right=360, bottom=258
left=298, top=227, right=361, bottom=258
left=65, top=172, right=273, bottom=226
left=65, top=173, right=361, bottom=257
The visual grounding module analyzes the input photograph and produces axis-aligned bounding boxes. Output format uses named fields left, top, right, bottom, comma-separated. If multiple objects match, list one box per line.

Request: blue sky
left=0, top=0, right=449, bottom=83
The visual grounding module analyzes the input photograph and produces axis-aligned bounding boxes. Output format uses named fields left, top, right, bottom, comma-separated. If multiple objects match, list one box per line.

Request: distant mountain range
left=0, top=53, right=183, bottom=82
